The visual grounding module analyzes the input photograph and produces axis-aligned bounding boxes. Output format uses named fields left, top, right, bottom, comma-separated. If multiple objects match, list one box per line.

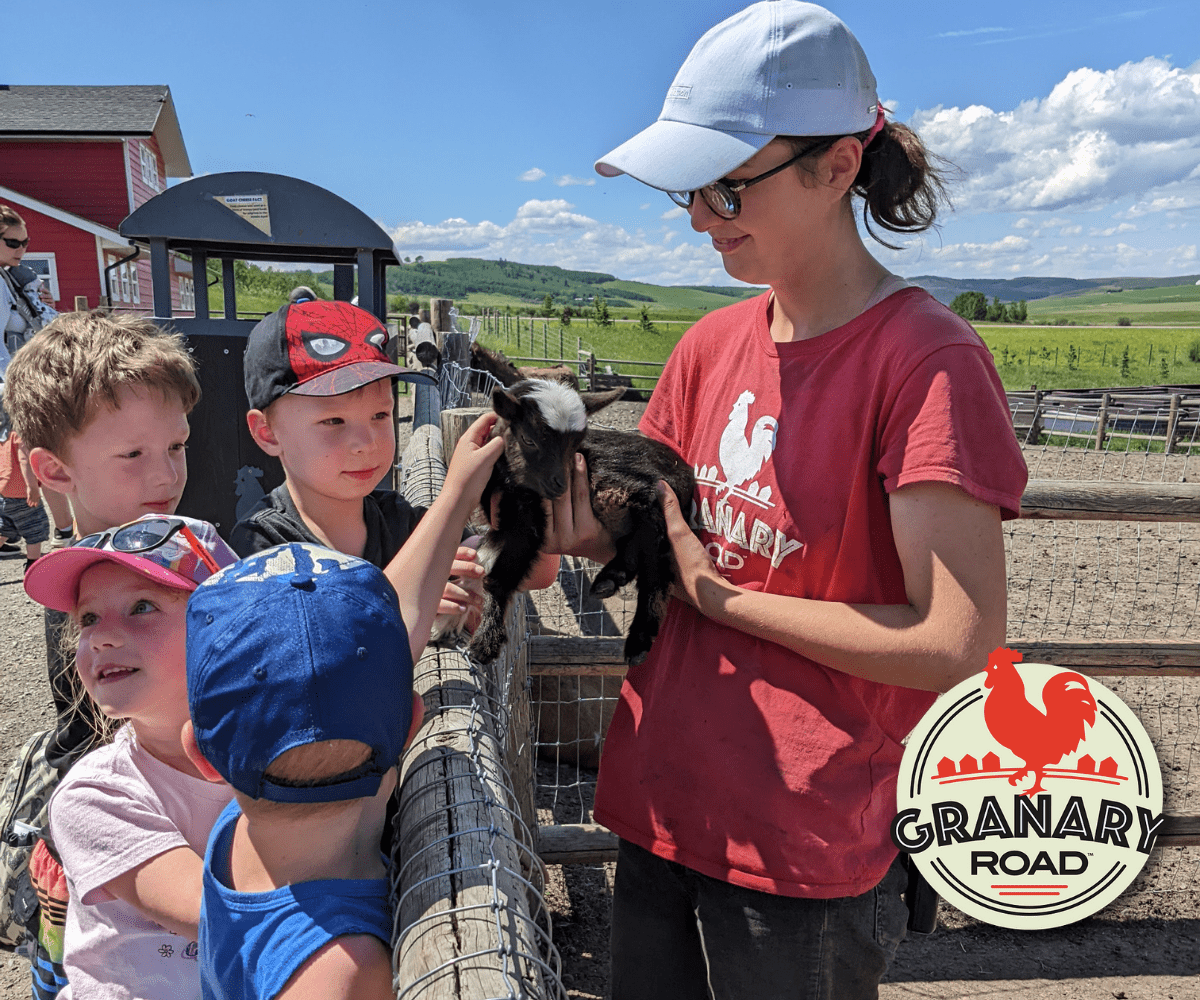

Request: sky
left=21, top=0, right=1200, bottom=286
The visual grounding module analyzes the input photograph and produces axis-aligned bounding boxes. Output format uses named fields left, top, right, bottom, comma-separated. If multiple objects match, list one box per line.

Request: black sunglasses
left=2, top=236, right=30, bottom=250
left=667, top=138, right=836, bottom=220
left=75, top=516, right=221, bottom=574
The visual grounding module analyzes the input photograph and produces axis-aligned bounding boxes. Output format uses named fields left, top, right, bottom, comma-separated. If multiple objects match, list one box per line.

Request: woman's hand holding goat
left=657, top=480, right=731, bottom=616
left=540, top=453, right=616, bottom=565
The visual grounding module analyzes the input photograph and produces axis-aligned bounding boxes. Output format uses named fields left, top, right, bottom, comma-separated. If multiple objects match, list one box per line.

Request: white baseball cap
left=595, top=1, right=880, bottom=193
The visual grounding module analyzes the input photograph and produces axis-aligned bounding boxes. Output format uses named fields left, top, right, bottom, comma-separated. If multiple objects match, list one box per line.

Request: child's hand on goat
left=539, top=452, right=616, bottom=565
left=658, top=480, right=730, bottom=616
left=444, top=412, right=505, bottom=504
left=437, top=540, right=486, bottom=634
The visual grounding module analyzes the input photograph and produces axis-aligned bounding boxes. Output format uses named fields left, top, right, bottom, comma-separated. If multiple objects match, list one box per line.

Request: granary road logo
left=893, top=648, right=1164, bottom=930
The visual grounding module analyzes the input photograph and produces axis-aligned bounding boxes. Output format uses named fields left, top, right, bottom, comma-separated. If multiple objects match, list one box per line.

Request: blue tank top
left=200, top=799, right=392, bottom=1000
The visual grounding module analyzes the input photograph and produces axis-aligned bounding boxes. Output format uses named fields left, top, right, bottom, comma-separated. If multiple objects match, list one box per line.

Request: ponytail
left=853, top=120, right=951, bottom=248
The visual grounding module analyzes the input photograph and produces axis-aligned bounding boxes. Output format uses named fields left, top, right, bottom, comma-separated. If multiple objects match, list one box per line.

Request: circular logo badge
left=893, top=648, right=1163, bottom=930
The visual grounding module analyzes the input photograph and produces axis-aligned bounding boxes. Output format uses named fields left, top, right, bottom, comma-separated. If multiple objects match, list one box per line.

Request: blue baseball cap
left=186, top=543, right=413, bottom=804
left=595, top=1, right=879, bottom=193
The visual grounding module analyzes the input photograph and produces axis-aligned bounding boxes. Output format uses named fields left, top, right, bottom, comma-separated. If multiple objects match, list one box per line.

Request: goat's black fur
left=468, top=379, right=694, bottom=666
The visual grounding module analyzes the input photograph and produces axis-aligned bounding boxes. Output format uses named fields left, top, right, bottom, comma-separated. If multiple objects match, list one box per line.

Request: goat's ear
left=581, top=388, right=624, bottom=415
left=492, top=387, right=522, bottom=423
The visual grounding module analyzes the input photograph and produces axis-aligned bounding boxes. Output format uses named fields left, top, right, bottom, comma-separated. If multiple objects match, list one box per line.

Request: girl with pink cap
left=23, top=516, right=238, bottom=1000
left=547, top=2, right=1029, bottom=995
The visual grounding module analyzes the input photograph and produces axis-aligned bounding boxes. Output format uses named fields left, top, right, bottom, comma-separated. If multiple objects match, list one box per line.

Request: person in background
left=0, top=429, right=49, bottom=571
left=0, top=205, right=71, bottom=545
left=548, top=3, right=1028, bottom=997
left=0, top=204, right=56, bottom=367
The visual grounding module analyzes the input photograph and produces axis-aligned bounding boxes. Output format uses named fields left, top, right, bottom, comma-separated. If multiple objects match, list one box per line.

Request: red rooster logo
left=983, top=648, right=1097, bottom=796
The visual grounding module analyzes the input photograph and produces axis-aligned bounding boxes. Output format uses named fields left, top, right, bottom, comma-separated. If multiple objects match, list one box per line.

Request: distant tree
left=1120, top=346, right=1131, bottom=379
left=560, top=305, right=573, bottom=327
left=986, top=296, right=1007, bottom=322
left=414, top=255, right=424, bottom=263
left=950, top=291, right=987, bottom=322
left=638, top=305, right=656, bottom=334
left=542, top=293, right=554, bottom=317
left=593, top=295, right=612, bottom=327
left=1011, top=300, right=1027, bottom=323
left=1117, top=316, right=1132, bottom=327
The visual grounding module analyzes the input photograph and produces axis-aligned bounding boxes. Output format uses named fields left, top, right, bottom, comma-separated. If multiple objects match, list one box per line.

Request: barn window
left=179, top=277, right=195, bottom=312
left=140, top=142, right=160, bottom=191
left=129, top=263, right=141, bottom=304
left=120, top=262, right=131, bottom=302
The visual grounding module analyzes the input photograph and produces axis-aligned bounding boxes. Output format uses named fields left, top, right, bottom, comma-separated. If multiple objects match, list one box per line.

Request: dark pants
left=610, top=839, right=907, bottom=1000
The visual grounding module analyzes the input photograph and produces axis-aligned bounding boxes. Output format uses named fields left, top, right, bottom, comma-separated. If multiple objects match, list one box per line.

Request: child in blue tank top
left=182, top=542, right=425, bottom=1000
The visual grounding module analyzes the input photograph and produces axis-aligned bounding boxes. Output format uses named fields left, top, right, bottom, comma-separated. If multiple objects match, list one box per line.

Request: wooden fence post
left=587, top=353, right=596, bottom=391
left=1167, top=393, right=1181, bottom=455
left=1096, top=392, right=1110, bottom=451
left=430, top=298, right=453, bottom=352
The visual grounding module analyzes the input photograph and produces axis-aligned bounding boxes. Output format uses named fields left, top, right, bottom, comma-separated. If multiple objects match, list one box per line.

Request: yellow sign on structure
left=213, top=193, right=272, bottom=237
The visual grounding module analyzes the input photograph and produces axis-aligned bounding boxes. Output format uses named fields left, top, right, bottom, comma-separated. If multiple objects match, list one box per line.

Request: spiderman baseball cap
left=244, top=299, right=435, bottom=411
left=186, top=542, right=414, bottom=804
left=24, top=515, right=238, bottom=613
left=595, top=1, right=881, bottom=192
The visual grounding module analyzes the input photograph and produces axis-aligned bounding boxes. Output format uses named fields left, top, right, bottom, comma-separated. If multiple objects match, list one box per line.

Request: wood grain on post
left=1095, top=392, right=1109, bottom=450
left=1166, top=394, right=1181, bottom=454
left=430, top=297, right=453, bottom=333
left=441, top=407, right=491, bottom=463
left=1019, top=479, right=1200, bottom=521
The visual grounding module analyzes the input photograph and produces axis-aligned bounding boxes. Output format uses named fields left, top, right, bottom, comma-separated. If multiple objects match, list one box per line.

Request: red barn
left=0, top=85, right=197, bottom=315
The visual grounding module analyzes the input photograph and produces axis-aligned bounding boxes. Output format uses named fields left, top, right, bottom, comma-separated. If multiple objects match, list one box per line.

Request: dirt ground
left=1, top=394, right=1197, bottom=999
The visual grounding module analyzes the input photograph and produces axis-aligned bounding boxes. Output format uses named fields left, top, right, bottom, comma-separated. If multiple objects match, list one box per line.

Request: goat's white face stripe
left=527, top=380, right=586, bottom=433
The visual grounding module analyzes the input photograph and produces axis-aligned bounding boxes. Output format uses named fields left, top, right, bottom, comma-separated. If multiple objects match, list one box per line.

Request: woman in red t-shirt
left=540, top=3, right=1028, bottom=998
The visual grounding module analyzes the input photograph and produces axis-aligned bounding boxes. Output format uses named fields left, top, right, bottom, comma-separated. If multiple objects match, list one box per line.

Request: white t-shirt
left=49, top=726, right=233, bottom=1000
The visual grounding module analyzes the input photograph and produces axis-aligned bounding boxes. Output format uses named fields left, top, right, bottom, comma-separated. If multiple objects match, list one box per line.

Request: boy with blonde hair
left=2, top=310, right=200, bottom=998
left=5, top=310, right=200, bottom=770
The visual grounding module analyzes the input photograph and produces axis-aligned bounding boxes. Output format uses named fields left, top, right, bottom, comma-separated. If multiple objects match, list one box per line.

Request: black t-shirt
left=229, top=483, right=426, bottom=568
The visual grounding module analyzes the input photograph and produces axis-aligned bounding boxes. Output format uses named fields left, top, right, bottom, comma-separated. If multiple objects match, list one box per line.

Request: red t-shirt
left=0, top=435, right=28, bottom=500
left=593, top=288, right=1028, bottom=898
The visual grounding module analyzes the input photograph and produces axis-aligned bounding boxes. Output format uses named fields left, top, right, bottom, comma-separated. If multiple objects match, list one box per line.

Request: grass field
left=977, top=324, right=1200, bottom=390
left=1027, top=283, right=1200, bottom=326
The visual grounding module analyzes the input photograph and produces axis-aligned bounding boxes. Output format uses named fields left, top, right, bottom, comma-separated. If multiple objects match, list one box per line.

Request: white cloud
left=935, top=26, right=1010, bottom=38
left=661, top=206, right=687, bottom=220
left=913, top=56, right=1200, bottom=214
left=1089, top=222, right=1137, bottom=236
left=554, top=174, right=596, bottom=187
left=518, top=168, right=546, bottom=182
left=388, top=198, right=730, bottom=285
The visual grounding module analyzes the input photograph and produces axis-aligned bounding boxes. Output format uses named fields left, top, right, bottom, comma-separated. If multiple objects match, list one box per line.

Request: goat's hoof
left=591, top=577, right=618, bottom=599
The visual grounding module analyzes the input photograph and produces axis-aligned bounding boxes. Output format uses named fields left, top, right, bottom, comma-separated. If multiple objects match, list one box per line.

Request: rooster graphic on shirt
left=696, top=390, right=779, bottom=505
left=694, top=390, right=801, bottom=572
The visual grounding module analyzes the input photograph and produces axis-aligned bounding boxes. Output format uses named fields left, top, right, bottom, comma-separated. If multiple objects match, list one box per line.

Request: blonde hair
left=4, top=311, right=201, bottom=457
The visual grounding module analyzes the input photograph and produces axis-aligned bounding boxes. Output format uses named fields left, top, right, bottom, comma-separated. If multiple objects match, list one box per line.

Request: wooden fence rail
left=527, top=475, right=1200, bottom=863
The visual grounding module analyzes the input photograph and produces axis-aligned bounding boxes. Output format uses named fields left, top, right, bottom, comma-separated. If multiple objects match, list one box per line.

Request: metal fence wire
left=390, top=378, right=567, bottom=1000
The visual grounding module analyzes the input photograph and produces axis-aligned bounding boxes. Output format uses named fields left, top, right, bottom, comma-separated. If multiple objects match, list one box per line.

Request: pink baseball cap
left=24, top=515, right=239, bottom=613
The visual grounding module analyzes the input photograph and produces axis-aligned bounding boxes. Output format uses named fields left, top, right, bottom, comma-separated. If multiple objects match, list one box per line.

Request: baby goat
left=468, top=378, right=694, bottom=666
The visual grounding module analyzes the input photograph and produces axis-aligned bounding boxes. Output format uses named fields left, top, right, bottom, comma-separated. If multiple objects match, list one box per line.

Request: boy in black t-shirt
left=230, top=300, right=486, bottom=625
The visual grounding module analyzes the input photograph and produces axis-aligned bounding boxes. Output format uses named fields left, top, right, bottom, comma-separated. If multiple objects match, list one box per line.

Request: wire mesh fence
left=390, top=382, right=567, bottom=1000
